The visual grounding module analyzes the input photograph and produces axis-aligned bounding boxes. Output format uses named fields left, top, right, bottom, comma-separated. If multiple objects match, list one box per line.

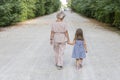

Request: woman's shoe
left=56, top=64, right=58, bottom=67
left=57, top=66, right=63, bottom=70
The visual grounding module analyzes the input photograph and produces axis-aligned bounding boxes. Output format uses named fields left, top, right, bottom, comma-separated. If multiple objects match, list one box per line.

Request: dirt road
left=0, top=11, right=120, bottom=80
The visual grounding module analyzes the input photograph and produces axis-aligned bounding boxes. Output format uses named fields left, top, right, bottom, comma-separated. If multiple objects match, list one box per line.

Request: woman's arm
left=50, top=31, right=54, bottom=45
left=50, top=31, right=54, bottom=40
left=65, top=30, right=70, bottom=42
left=65, top=30, right=75, bottom=45
left=68, top=40, right=75, bottom=45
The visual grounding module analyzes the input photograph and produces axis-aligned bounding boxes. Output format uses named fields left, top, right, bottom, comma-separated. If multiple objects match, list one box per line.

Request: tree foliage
left=0, top=0, right=61, bottom=27
left=71, top=0, right=120, bottom=28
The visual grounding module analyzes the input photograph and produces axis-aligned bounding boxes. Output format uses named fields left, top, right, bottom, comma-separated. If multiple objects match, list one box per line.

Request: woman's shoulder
left=51, top=21, right=58, bottom=27
left=55, top=22, right=67, bottom=26
left=51, top=21, right=57, bottom=25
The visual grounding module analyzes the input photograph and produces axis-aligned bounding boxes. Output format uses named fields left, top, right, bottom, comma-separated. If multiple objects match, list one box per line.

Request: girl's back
left=72, top=40, right=86, bottom=59
left=74, top=40, right=85, bottom=51
left=75, top=40, right=84, bottom=46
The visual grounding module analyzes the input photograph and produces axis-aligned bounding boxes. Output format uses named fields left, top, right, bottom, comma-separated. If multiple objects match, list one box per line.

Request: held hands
left=67, top=40, right=88, bottom=53
left=67, top=40, right=74, bottom=45
left=67, top=40, right=71, bottom=45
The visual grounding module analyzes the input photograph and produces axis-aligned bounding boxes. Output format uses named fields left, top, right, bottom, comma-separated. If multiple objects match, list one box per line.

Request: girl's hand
left=67, top=40, right=70, bottom=44
left=50, top=40, right=53, bottom=45
left=67, top=40, right=75, bottom=45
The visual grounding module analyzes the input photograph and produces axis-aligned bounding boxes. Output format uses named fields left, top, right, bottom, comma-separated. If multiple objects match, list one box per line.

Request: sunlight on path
left=60, top=0, right=67, bottom=5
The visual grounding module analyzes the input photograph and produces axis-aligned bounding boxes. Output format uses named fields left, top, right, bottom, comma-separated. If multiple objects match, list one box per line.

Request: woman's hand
left=67, top=40, right=75, bottom=45
left=50, top=31, right=54, bottom=45
left=67, top=40, right=70, bottom=44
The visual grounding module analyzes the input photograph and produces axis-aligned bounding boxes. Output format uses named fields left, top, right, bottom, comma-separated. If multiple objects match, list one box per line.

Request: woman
left=50, top=11, right=70, bottom=70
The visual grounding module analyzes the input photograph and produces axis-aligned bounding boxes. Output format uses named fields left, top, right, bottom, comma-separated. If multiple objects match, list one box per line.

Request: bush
left=0, top=0, right=61, bottom=27
left=71, top=0, right=120, bottom=28
left=44, top=0, right=61, bottom=14
left=35, top=0, right=46, bottom=16
left=113, top=7, right=120, bottom=28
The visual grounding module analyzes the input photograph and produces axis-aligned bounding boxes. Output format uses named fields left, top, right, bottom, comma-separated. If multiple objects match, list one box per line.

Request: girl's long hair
left=74, top=28, right=84, bottom=41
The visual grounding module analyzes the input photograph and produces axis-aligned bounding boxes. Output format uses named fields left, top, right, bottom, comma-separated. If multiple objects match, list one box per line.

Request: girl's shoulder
left=76, top=40, right=84, bottom=42
left=75, top=40, right=84, bottom=44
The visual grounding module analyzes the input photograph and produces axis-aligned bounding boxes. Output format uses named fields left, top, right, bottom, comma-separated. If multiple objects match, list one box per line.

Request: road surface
left=0, top=11, right=120, bottom=80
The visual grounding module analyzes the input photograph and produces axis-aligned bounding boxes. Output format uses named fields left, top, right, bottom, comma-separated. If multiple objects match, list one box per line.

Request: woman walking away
left=50, top=11, right=70, bottom=70
left=68, top=28, right=87, bottom=70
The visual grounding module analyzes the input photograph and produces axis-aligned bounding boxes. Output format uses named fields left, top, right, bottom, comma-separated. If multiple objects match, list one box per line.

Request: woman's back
left=51, top=22, right=67, bottom=33
left=51, top=22, right=67, bottom=43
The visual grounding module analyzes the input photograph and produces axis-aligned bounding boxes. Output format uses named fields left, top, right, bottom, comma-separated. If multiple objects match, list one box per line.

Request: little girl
left=68, top=28, right=87, bottom=70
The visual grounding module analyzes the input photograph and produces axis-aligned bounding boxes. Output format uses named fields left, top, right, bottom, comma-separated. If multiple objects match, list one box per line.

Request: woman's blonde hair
left=56, top=11, right=65, bottom=20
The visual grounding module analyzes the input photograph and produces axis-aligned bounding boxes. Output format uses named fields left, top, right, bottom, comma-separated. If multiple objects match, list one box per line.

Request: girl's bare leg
left=76, top=59, right=80, bottom=70
left=79, top=58, right=83, bottom=68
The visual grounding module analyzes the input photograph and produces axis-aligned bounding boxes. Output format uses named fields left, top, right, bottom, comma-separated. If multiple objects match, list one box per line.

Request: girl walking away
left=68, top=28, right=87, bottom=70
left=50, top=11, right=70, bottom=70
